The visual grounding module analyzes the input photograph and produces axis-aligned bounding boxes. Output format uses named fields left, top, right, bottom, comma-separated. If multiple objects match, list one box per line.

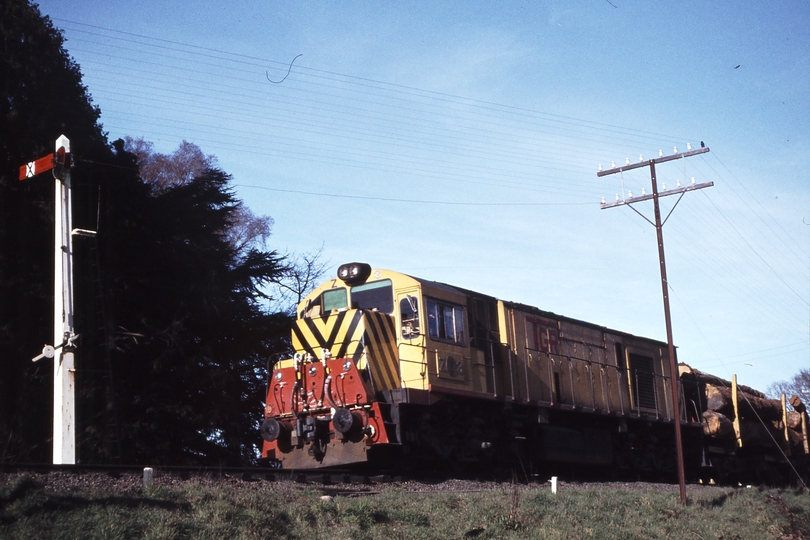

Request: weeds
left=0, top=475, right=806, bottom=539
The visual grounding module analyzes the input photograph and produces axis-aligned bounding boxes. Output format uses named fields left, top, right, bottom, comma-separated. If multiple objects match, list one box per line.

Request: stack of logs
left=679, top=364, right=808, bottom=452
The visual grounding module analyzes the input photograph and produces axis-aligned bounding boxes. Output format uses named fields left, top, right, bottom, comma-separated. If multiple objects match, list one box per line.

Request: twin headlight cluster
left=337, top=262, right=371, bottom=285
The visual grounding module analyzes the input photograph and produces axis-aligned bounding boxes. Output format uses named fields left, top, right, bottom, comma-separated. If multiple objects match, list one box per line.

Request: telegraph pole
left=598, top=145, right=711, bottom=505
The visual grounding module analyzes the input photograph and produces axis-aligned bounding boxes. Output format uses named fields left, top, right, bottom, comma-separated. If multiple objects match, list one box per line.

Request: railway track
left=0, top=462, right=401, bottom=483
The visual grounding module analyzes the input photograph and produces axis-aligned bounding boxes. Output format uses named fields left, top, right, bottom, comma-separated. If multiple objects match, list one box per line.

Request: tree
left=123, top=137, right=328, bottom=316
left=767, top=369, right=810, bottom=408
left=83, top=157, right=291, bottom=464
left=124, top=137, right=273, bottom=259
left=270, top=245, right=330, bottom=316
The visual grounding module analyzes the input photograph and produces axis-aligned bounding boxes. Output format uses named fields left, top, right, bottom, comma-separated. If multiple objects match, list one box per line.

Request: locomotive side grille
left=628, top=353, right=657, bottom=410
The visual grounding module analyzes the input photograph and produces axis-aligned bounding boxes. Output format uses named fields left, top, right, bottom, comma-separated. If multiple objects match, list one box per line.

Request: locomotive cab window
left=400, top=295, right=420, bottom=339
left=426, top=299, right=466, bottom=345
left=350, top=279, right=394, bottom=313
left=322, top=288, right=348, bottom=312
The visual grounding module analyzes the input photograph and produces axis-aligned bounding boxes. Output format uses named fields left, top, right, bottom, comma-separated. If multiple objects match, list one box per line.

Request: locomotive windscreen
left=323, top=288, right=348, bottom=311
left=350, top=279, right=394, bottom=313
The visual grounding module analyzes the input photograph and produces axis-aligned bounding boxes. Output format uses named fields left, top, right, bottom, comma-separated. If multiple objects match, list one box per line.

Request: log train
left=260, top=262, right=809, bottom=484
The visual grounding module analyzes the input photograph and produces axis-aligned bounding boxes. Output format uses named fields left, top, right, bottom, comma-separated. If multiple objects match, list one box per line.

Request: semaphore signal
left=19, top=135, right=95, bottom=465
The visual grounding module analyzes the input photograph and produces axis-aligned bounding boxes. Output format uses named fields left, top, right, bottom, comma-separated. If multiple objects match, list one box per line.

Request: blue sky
left=36, top=1, right=809, bottom=392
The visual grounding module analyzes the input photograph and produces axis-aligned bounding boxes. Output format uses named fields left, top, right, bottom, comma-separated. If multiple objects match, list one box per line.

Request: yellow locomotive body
left=261, top=263, right=703, bottom=475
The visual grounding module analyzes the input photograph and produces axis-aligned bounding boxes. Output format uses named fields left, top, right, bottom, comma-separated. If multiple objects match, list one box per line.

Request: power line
left=234, top=184, right=592, bottom=206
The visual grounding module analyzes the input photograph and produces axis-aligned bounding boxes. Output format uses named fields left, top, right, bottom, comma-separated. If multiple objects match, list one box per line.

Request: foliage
left=123, top=137, right=329, bottom=317
left=270, top=244, right=330, bottom=316
left=123, top=137, right=274, bottom=260
left=80, top=155, right=290, bottom=465
left=768, top=369, right=810, bottom=407
left=1, top=475, right=808, bottom=539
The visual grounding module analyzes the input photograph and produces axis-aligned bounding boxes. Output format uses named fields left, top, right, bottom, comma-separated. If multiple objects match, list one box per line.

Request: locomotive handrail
left=508, top=348, right=516, bottom=398
left=396, top=340, right=427, bottom=381
left=548, top=355, right=556, bottom=404
left=522, top=346, right=531, bottom=401
left=488, top=339, right=498, bottom=396
left=568, top=357, right=576, bottom=408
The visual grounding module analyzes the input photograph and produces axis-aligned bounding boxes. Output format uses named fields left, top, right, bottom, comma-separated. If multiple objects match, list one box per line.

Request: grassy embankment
left=1, top=474, right=808, bottom=539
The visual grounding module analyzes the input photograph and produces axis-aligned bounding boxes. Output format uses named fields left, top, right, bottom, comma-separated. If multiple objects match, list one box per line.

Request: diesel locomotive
left=260, top=263, right=808, bottom=483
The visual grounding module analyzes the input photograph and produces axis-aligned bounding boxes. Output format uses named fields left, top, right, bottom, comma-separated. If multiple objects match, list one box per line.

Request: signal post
left=21, top=135, right=82, bottom=465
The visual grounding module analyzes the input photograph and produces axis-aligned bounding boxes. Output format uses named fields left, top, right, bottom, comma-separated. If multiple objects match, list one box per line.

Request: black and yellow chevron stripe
left=292, top=309, right=401, bottom=391
left=292, top=309, right=364, bottom=361
left=361, top=311, right=401, bottom=391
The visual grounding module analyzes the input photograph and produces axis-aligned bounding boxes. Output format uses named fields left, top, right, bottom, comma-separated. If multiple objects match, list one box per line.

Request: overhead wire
left=234, top=184, right=592, bottom=206
left=57, top=21, right=689, bottom=172
left=48, top=18, right=808, bottom=375
left=55, top=19, right=690, bottom=146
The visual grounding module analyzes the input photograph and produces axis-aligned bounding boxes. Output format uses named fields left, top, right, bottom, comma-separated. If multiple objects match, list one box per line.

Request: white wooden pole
left=53, top=134, right=75, bottom=465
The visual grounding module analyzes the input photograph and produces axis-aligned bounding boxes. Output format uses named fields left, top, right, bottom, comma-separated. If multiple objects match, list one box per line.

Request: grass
left=1, top=474, right=808, bottom=539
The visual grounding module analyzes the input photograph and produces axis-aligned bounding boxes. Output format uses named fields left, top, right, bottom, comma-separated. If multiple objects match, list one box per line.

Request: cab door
left=396, top=290, right=427, bottom=390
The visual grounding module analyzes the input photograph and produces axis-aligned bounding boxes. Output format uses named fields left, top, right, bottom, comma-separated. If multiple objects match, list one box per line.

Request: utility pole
left=21, top=135, right=93, bottom=465
left=598, top=145, right=712, bottom=505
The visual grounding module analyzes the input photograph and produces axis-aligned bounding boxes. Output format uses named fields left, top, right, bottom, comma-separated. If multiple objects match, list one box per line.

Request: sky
left=35, top=0, right=809, bottom=393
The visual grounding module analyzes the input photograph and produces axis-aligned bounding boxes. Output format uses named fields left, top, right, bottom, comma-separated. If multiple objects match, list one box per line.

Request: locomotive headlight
left=274, top=371, right=283, bottom=382
left=343, top=360, right=352, bottom=372
left=337, top=262, right=371, bottom=285
left=308, top=366, right=318, bottom=377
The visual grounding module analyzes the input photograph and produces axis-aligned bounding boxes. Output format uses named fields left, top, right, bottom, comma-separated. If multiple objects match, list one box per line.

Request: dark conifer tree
left=92, top=161, right=290, bottom=464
